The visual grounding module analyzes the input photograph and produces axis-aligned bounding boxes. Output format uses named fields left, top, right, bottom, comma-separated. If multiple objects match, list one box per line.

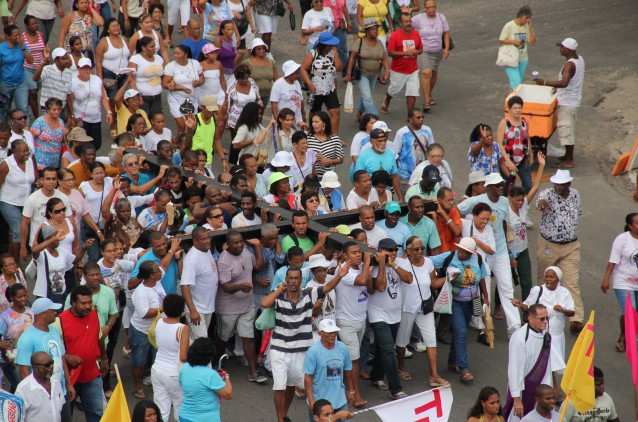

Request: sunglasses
left=531, top=315, right=550, bottom=322
left=52, top=207, right=67, bottom=215
left=209, top=213, right=224, bottom=219
left=12, top=116, right=27, bottom=121
left=382, top=248, right=398, bottom=252
left=307, top=198, right=319, bottom=203
left=410, top=246, right=425, bottom=251
left=34, top=361, right=54, bottom=368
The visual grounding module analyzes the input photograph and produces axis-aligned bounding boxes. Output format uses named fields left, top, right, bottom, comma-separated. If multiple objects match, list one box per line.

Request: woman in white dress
left=197, top=43, right=227, bottom=109
left=79, top=162, right=114, bottom=261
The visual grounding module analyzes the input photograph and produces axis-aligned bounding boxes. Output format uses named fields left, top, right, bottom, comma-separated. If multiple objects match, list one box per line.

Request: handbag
left=147, top=312, right=162, bottom=349
left=289, top=12, right=296, bottom=30
left=472, top=293, right=484, bottom=317
left=410, top=261, right=434, bottom=314
left=255, top=306, right=276, bottom=330
left=232, top=0, right=250, bottom=35
left=25, top=259, right=37, bottom=285
left=438, top=14, right=454, bottom=51
left=496, top=44, right=519, bottom=67
left=350, top=38, right=363, bottom=81
left=275, top=0, right=286, bottom=17
left=300, top=50, right=317, bottom=92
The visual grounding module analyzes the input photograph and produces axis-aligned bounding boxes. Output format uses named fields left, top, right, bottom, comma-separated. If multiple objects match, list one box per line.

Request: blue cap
left=385, top=201, right=401, bottom=214
left=32, top=298, right=62, bottom=315
left=314, top=31, right=340, bottom=48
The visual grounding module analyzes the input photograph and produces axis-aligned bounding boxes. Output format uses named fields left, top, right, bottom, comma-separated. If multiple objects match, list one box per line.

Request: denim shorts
left=130, top=324, right=157, bottom=368
left=614, top=289, right=638, bottom=315
left=0, top=202, right=23, bottom=242
left=22, top=68, right=41, bottom=91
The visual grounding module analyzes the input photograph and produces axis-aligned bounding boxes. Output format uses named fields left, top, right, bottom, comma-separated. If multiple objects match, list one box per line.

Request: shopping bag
left=147, top=312, right=162, bottom=349
left=343, top=82, right=354, bottom=113
left=433, top=281, right=452, bottom=314
left=496, top=44, right=519, bottom=67
left=255, top=307, right=276, bottom=330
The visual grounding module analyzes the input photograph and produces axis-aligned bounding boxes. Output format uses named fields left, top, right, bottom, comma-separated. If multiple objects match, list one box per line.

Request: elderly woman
left=130, top=260, right=167, bottom=399
left=430, top=237, right=489, bottom=383
left=128, top=36, right=165, bottom=115
left=0, top=140, right=36, bottom=261
left=179, top=337, right=233, bottom=422
left=345, top=19, right=389, bottom=119
left=602, top=213, right=638, bottom=353
left=31, top=98, right=68, bottom=170
left=122, top=152, right=167, bottom=195
left=263, top=172, right=296, bottom=209
left=305, top=110, right=343, bottom=178
left=357, top=0, right=392, bottom=45
left=499, top=5, right=536, bottom=91
left=104, top=197, right=144, bottom=247
left=162, top=45, right=204, bottom=134
left=408, top=143, right=453, bottom=188
left=412, top=0, right=450, bottom=112
left=238, top=153, right=268, bottom=198
left=395, top=236, right=447, bottom=386
left=59, top=0, right=104, bottom=53
left=300, top=31, right=343, bottom=135
left=242, top=38, right=277, bottom=107
left=467, top=124, right=513, bottom=178
left=69, top=57, right=114, bottom=150
left=300, top=190, right=326, bottom=216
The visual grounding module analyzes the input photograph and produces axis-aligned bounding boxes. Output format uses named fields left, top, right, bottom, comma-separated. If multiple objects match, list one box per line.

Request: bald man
left=15, top=352, right=66, bottom=422
left=180, top=19, right=208, bottom=60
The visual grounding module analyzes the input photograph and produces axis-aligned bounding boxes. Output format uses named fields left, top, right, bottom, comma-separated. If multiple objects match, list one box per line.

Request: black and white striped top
left=271, top=286, right=325, bottom=353
left=306, top=134, right=344, bottom=178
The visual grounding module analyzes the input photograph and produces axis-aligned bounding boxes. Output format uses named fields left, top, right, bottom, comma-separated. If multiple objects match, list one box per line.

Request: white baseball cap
left=307, top=254, right=332, bottom=270
left=78, top=57, right=92, bottom=68
left=372, top=120, right=391, bottom=132
left=123, top=89, right=140, bottom=100
left=557, top=38, right=578, bottom=50
left=52, top=48, right=68, bottom=60
left=282, top=60, right=301, bottom=77
left=318, top=319, right=341, bottom=333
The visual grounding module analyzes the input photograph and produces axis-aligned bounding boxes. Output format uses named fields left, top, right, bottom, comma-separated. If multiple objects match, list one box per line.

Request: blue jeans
left=504, top=60, right=528, bottom=91
left=615, top=289, right=638, bottom=316
left=449, top=300, right=473, bottom=372
left=0, top=81, right=28, bottom=124
left=72, top=376, right=104, bottom=422
left=335, top=27, right=348, bottom=77
left=369, top=321, right=402, bottom=394
left=130, top=324, right=157, bottom=368
left=0, top=202, right=23, bottom=243
left=357, top=74, right=378, bottom=115
left=0, top=361, right=21, bottom=393
left=92, top=3, right=113, bottom=49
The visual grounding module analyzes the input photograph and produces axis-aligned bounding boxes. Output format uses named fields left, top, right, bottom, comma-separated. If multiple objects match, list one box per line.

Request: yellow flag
left=560, top=311, right=596, bottom=413
left=100, top=381, right=132, bottom=422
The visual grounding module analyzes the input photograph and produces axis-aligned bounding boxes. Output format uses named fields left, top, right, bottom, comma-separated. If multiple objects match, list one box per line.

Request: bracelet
left=168, top=250, right=174, bottom=254
left=221, top=158, right=227, bottom=161
left=446, top=219, right=452, bottom=225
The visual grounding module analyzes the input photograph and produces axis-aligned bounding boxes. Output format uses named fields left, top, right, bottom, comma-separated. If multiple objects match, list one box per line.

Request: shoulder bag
left=231, top=0, right=250, bottom=35
left=469, top=224, right=484, bottom=317
left=276, top=0, right=286, bottom=17
left=350, top=37, right=364, bottom=81
left=407, top=124, right=429, bottom=163
left=438, top=13, right=454, bottom=51
left=496, top=44, right=519, bottom=67
left=410, top=261, right=434, bottom=314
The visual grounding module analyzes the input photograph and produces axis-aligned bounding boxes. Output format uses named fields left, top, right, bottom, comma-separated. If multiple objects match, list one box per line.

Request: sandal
left=353, top=400, right=367, bottom=408
left=398, top=370, right=412, bottom=381
left=295, top=387, right=306, bottom=398
left=422, top=105, right=431, bottom=113
left=460, top=371, right=474, bottom=383
left=372, top=380, right=389, bottom=390
left=380, top=98, right=389, bottom=114
left=134, top=389, right=145, bottom=399
left=429, top=99, right=437, bottom=105
left=616, top=337, right=626, bottom=353
left=429, top=377, right=450, bottom=387
left=447, top=363, right=460, bottom=373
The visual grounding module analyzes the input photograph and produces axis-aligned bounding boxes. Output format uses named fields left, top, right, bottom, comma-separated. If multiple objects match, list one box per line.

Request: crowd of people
left=0, top=0, right=625, bottom=421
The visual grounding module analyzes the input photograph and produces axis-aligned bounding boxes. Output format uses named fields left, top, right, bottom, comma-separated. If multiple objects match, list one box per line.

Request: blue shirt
left=303, top=340, right=352, bottom=409
left=457, top=193, right=510, bottom=256
left=130, top=250, right=180, bottom=294
left=395, top=125, right=434, bottom=180
left=179, top=363, right=226, bottom=422
left=355, top=147, right=398, bottom=176
left=249, top=245, right=285, bottom=296
left=270, top=264, right=313, bottom=291
left=322, top=188, right=345, bottom=211
left=180, top=38, right=209, bottom=62
left=15, top=325, right=67, bottom=393
left=0, top=42, right=29, bottom=85
left=377, top=219, right=412, bottom=255
left=124, top=172, right=155, bottom=214
left=430, top=251, right=487, bottom=301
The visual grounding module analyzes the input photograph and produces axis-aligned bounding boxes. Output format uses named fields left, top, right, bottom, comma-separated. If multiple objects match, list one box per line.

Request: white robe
left=507, top=325, right=553, bottom=422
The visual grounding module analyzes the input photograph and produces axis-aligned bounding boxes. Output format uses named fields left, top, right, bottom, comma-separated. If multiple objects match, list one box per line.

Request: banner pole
left=558, top=393, right=570, bottom=422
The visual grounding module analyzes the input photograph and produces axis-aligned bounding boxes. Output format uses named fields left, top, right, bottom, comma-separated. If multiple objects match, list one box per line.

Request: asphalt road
left=10, top=0, right=638, bottom=420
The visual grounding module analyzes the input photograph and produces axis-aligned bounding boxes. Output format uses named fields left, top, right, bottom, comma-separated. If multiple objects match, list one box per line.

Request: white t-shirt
left=130, top=54, right=165, bottom=96
left=143, top=128, right=173, bottom=152
left=345, top=188, right=379, bottom=210
left=507, top=198, right=529, bottom=254
left=181, top=247, right=219, bottom=314
left=137, top=207, right=166, bottom=230
left=350, top=131, right=369, bottom=157
left=10, top=130, right=35, bottom=152
left=164, top=59, right=203, bottom=103
left=270, top=78, right=304, bottom=124
left=231, top=213, right=262, bottom=228
left=71, top=75, right=104, bottom=123
left=23, top=189, right=72, bottom=244
left=131, top=283, right=166, bottom=333
left=334, top=266, right=367, bottom=322
left=301, top=9, right=335, bottom=47
left=306, top=278, right=336, bottom=329
left=461, top=218, right=496, bottom=261
left=34, top=249, right=75, bottom=298
left=520, top=408, right=559, bottom=422
left=348, top=223, right=387, bottom=248
left=608, top=231, right=638, bottom=291
left=368, top=266, right=403, bottom=324
left=396, top=257, right=434, bottom=314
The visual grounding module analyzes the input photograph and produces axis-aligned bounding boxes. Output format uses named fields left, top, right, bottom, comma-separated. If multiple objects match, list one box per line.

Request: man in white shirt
left=15, top=351, right=66, bottom=422
left=349, top=205, right=387, bottom=248
left=181, top=226, right=219, bottom=340
left=231, top=191, right=262, bottom=228
left=521, top=384, right=559, bottom=422
left=346, top=170, right=380, bottom=210
left=33, top=48, right=72, bottom=118
left=20, top=167, right=72, bottom=257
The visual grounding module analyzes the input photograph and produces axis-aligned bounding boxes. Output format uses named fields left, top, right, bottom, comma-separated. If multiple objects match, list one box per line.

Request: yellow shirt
left=116, top=104, right=150, bottom=135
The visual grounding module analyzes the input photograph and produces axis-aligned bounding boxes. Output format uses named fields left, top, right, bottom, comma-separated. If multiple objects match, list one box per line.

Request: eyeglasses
left=531, top=315, right=550, bottom=322
left=209, top=213, right=224, bottom=219
left=410, top=246, right=425, bottom=251
left=307, top=198, right=319, bottom=203
left=34, top=361, right=54, bottom=368
left=52, top=207, right=67, bottom=215
left=126, top=161, right=140, bottom=167
left=12, top=116, right=27, bottom=121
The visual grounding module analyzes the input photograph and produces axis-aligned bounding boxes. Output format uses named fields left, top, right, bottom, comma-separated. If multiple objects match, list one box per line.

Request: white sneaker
left=142, top=376, right=152, bottom=386
left=409, top=342, right=427, bottom=352
left=404, top=349, right=413, bottom=359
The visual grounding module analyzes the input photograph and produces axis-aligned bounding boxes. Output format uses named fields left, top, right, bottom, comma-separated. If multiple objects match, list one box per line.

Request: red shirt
left=388, top=29, right=423, bottom=74
left=59, top=309, right=101, bottom=384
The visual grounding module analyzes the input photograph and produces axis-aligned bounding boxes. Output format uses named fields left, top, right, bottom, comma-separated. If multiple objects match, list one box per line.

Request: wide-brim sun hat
left=314, top=31, right=340, bottom=48
left=268, top=172, right=292, bottom=190
left=320, top=171, right=341, bottom=188
left=250, top=38, right=268, bottom=52
left=468, top=170, right=486, bottom=185
left=282, top=60, right=301, bottom=77
left=455, top=237, right=478, bottom=254
left=484, top=172, right=506, bottom=186
left=271, top=151, right=294, bottom=167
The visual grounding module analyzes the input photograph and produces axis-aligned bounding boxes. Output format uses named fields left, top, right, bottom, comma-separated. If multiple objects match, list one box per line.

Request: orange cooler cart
left=504, top=84, right=557, bottom=154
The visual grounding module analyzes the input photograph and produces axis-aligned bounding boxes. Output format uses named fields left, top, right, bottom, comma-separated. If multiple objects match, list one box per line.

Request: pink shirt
left=324, top=0, right=346, bottom=29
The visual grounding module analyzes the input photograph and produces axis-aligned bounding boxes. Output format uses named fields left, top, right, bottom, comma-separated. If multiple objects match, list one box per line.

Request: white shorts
left=387, top=70, right=420, bottom=98
left=254, top=12, right=279, bottom=34
left=270, top=349, right=305, bottom=390
left=187, top=312, right=213, bottom=340
left=557, top=105, right=578, bottom=146
left=167, top=93, right=199, bottom=119
left=336, top=318, right=366, bottom=360
left=396, top=311, right=436, bottom=348
left=167, top=0, right=190, bottom=27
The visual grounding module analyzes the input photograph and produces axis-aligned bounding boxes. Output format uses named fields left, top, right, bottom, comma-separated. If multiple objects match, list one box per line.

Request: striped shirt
left=271, top=286, right=325, bottom=353
left=306, top=134, right=344, bottom=178
left=39, top=64, right=73, bottom=108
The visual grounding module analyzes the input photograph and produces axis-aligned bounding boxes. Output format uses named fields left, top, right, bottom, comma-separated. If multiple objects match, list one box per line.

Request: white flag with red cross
left=368, top=387, right=453, bottom=422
